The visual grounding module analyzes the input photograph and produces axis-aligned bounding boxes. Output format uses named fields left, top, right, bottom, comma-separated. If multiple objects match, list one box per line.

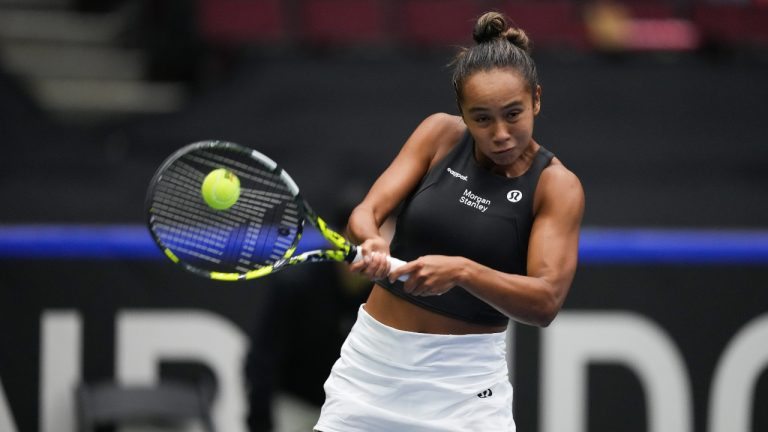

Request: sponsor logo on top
left=507, top=190, right=523, bottom=203
left=447, top=167, right=468, bottom=181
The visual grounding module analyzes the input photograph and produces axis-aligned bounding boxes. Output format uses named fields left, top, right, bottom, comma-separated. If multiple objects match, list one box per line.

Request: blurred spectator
left=583, top=0, right=632, bottom=52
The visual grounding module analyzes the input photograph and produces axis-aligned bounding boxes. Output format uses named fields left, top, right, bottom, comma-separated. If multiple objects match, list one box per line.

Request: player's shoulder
left=416, top=113, right=465, bottom=139
left=539, top=157, right=584, bottom=205
left=542, top=157, right=578, bottom=182
left=412, top=113, right=466, bottom=158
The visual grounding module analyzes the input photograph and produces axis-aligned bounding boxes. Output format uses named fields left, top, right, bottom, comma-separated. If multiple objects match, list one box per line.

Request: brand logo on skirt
left=477, top=388, right=493, bottom=398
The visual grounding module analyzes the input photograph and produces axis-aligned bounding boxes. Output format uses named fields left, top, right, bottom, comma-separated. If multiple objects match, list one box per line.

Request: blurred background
left=0, top=0, right=767, bottom=431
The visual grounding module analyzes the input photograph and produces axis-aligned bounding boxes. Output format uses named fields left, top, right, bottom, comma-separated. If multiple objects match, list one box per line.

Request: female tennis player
left=314, top=11, right=585, bottom=432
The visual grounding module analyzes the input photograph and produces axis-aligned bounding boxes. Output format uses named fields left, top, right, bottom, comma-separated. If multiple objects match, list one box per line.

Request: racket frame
left=146, top=140, right=358, bottom=281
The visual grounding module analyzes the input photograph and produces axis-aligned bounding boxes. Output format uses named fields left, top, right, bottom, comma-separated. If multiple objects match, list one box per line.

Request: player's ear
left=533, top=85, right=542, bottom=116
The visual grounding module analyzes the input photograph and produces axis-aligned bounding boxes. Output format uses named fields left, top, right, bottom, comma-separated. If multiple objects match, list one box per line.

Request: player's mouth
left=493, top=147, right=515, bottom=155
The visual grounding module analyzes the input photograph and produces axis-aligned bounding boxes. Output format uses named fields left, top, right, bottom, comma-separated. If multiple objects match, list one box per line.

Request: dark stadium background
left=1, top=1, right=767, bottom=431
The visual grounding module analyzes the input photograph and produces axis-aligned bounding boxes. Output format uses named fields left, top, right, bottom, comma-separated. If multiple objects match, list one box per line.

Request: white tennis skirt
left=314, top=305, right=515, bottom=432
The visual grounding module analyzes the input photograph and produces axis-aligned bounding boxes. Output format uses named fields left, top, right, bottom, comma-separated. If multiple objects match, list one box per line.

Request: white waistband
left=314, top=305, right=515, bottom=432
left=347, top=305, right=509, bottom=386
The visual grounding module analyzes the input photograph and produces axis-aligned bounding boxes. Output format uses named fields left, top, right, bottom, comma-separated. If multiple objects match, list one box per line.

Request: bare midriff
left=364, top=284, right=508, bottom=335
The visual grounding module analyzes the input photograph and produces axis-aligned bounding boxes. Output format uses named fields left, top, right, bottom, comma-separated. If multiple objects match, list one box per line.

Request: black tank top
left=378, top=131, right=554, bottom=326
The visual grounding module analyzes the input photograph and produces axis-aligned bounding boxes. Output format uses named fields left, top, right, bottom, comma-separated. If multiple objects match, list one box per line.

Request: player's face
left=459, top=68, right=541, bottom=173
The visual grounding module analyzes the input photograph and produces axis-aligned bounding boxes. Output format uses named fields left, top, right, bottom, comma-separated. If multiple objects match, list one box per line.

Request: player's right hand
left=349, top=237, right=392, bottom=281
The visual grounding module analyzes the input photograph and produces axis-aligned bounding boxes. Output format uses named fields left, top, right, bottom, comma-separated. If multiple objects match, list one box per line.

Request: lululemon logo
left=507, top=190, right=523, bottom=203
left=477, top=389, right=493, bottom=398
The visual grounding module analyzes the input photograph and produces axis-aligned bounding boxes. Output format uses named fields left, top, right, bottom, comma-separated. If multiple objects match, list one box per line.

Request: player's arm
left=389, top=163, right=585, bottom=327
left=347, top=113, right=464, bottom=280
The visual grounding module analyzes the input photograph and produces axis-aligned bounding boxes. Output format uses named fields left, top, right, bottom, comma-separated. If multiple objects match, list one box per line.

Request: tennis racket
left=145, top=140, right=407, bottom=281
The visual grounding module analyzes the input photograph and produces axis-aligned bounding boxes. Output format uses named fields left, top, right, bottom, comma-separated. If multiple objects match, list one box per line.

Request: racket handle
left=352, top=246, right=409, bottom=282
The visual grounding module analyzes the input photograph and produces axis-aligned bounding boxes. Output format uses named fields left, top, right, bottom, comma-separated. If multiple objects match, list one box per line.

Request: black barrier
left=0, top=225, right=767, bottom=432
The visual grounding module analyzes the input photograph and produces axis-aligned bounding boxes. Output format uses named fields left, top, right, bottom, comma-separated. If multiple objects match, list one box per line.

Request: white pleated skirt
left=314, top=305, right=515, bottom=432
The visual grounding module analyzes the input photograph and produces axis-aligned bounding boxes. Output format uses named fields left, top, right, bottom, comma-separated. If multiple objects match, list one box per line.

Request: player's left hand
left=388, top=255, right=464, bottom=296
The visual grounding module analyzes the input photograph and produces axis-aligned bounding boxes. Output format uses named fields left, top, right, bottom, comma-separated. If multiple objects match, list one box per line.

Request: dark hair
left=451, top=12, right=539, bottom=106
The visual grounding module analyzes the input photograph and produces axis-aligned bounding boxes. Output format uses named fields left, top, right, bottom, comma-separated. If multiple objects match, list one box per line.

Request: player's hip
left=315, top=305, right=515, bottom=432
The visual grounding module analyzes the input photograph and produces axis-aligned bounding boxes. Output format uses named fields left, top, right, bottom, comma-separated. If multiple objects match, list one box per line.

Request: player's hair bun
left=472, top=12, right=531, bottom=53
left=452, top=11, right=539, bottom=105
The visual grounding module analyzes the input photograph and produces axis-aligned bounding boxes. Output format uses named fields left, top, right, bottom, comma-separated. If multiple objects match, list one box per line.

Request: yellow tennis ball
left=201, top=168, right=240, bottom=210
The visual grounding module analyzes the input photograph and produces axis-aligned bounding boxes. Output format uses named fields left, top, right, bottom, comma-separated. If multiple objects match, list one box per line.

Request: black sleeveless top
left=378, top=131, right=554, bottom=326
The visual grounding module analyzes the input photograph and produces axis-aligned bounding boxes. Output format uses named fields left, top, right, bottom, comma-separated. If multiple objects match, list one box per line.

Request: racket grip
left=352, top=246, right=409, bottom=282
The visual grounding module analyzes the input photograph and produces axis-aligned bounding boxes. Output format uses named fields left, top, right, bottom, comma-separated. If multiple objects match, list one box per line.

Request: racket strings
left=152, top=170, right=243, bottom=266
left=187, top=153, right=287, bottom=192
left=148, top=148, right=302, bottom=275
